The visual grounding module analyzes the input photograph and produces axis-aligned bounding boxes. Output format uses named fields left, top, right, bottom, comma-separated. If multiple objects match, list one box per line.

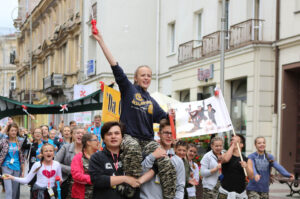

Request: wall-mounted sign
left=87, top=59, right=96, bottom=76
left=198, top=64, right=214, bottom=81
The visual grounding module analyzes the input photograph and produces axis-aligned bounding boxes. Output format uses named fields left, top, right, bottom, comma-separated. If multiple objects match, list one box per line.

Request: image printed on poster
left=173, top=93, right=233, bottom=138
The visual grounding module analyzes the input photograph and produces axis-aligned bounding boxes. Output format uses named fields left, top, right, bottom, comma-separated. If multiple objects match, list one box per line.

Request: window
left=296, top=0, right=300, bottom=13
left=196, top=12, right=202, bottom=41
left=75, top=35, right=80, bottom=68
left=10, top=76, right=16, bottom=90
left=90, top=3, right=97, bottom=20
left=179, top=89, right=190, bottom=102
left=230, top=79, right=247, bottom=134
left=168, top=22, right=176, bottom=54
left=34, top=66, right=38, bottom=89
left=62, top=44, right=67, bottom=73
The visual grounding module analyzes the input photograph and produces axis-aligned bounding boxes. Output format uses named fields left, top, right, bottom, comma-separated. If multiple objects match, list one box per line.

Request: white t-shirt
left=187, top=161, right=200, bottom=197
left=14, top=160, right=62, bottom=188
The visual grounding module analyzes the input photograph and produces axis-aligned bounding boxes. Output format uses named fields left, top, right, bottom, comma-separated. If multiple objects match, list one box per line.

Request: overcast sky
left=0, top=0, right=18, bottom=34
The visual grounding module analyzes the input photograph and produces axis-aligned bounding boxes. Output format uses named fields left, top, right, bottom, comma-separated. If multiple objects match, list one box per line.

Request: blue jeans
left=2, top=166, right=21, bottom=199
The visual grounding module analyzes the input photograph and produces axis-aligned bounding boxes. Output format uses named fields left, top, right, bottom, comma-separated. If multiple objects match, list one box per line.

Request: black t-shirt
left=221, top=155, right=248, bottom=194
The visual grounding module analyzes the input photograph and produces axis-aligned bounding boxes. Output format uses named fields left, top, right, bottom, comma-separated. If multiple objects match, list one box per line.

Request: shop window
left=230, top=79, right=247, bottom=150
left=179, top=90, right=190, bottom=102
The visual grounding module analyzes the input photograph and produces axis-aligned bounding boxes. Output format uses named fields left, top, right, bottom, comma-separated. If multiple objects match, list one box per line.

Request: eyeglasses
left=162, top=131, right=172, bottom=136
left=89, top=139, right=99, bottom=142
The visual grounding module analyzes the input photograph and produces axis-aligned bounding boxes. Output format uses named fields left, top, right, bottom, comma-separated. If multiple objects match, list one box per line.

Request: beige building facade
left=0, top=34, right=17, bottom=98
left=158, top=0, right=300, bottom=174
left=14, top=0, right=82, bottom=127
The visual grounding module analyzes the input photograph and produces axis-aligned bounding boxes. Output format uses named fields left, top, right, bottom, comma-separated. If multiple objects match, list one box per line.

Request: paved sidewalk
left=1, top=181, right=300, bottom=198
left=270, top=182, right=300, bottom=199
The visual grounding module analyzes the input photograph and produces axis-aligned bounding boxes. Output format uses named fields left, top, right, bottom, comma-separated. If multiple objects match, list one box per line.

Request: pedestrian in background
left=247, top=136, right=294, bottom=199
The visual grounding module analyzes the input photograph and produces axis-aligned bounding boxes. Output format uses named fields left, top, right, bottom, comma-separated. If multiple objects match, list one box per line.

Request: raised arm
left=93, top=31, right=117, bottom=66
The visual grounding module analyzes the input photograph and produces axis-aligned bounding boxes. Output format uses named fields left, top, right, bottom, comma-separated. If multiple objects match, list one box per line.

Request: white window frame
left=168, top=22, right=176, bottom=55
left=10, top=76, right=16, bottom=90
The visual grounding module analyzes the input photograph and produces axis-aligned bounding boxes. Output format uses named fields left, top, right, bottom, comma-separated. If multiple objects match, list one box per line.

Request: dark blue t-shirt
left=112, top=64, right=167, bottom=140
left=247, top=152, right=291, bottom=193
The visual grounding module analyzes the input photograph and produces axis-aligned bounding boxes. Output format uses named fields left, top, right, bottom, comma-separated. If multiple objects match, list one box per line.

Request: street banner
left=102, top=84, right=121, bottom=122
left=173, top=90, right=233, bottom=138
left=73, top=84, right=95, bottom=124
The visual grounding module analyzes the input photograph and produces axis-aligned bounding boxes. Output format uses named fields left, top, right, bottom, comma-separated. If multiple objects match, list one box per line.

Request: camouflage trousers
left=203, top=181, right=221, bottom=199
left=120, top=134, right=176, bottom=199
left=247, top=191, right=269, bottom=199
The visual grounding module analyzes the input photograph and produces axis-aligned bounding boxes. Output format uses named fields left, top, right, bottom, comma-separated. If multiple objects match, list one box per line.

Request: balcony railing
left=230, top=19, right=263, bottom=48
left=202, top=31, right=221, bottom=56
left=178, top=40, right=202, bottom=63
left=43, top=73, right=64, bottom=90
left=177, top=19, right=264, bottom=64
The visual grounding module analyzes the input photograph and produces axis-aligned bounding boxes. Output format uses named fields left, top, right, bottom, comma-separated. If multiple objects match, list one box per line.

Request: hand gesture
left=240, top=161, right=247, bottom=168
left=2, top=174, right=14, bottom=180
left=125, top=176, right=140, bottom=188
left=188, top=178, right=199, bottom=186
left=254, top=174, right=261, bottom=182
left=152, top=147, right=167, bottom=159
left=289, top=174, right=295, bottom=181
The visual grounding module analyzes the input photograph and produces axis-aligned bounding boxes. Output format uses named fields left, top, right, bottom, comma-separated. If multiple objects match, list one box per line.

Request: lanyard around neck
left=111, top=152, right=119, bottom=171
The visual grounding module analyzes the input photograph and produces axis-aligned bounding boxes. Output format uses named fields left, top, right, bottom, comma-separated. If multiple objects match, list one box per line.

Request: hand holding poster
left=173, top=89, right=233, bottom=138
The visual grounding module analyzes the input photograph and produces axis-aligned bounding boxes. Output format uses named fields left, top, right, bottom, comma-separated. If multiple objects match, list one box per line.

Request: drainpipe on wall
left=155, top=0, right=160, bottom=92
left=274, top=0, right=280, bottom=160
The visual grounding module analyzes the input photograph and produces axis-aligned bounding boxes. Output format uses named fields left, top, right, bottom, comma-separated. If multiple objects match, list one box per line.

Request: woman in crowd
left=62, top=126, right=72, bottom=145
left=70, top=133, right=99, bottom=199
left=3, top=143, right=62, bottom=199
left=89, top=121, right=140, bottom=199
left=0, top=123, right=25, bottom=199
left=200, top=136, right=223, bottom=198
left=186, top=143, right=199, bottom=199
left=247, top=136, right=294, bottom=199
left=28, top=128, right=44, bottom=169
left=92, top=25, right=176, bottom=199
left=41, top=125, right=50, bottom=144
left=55, top=126, right=84, bottom=199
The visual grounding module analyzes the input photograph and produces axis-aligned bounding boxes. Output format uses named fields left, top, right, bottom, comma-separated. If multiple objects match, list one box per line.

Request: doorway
left=281, top=62, right=300, bottom=175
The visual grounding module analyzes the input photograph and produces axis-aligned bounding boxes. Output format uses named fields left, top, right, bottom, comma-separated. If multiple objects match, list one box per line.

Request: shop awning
left=0, top=89, right=103, bottom=119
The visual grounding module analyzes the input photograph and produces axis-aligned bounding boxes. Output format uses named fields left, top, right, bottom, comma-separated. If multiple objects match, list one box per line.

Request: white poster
left=173, top=90, right=233, bottom=138
left=73, top=84, right=95, bottom=124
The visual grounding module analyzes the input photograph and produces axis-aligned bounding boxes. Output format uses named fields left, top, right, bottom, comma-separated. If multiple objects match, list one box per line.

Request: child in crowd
left=3, top=143, right=62, bottom=199
left=186, top=143, right=199, bottom=199
left=70, top=133, right=99, bottom=199
left=201, top=136, right=223, bottom=198
left=218, top=135, right=254, bottom=199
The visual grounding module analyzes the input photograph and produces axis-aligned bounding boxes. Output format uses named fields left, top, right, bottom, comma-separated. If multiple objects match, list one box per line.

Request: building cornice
left=273, top=34, right=300, bottom=50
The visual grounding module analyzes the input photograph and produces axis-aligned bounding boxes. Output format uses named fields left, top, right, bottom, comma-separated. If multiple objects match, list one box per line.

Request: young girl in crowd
left=0, top=123, right=25, bottom=199
left=55, top=126, right=84, bottom=199
left=92, top=26, right=176, bottom=198
left=218, top=135, right=254, bottom=199
left=3, top=143, right=62, bottom=199
left=186, top=143, right=199, bottom=199
left=70, top=133, right=99, bottom=199
left=247, top=136, right=294, bottom=199
left=200, top=136, right=223, bottom=198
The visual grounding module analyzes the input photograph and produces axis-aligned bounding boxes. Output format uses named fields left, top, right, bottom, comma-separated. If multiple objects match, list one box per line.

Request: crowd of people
left=0, top=26, right=295, bottom=199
